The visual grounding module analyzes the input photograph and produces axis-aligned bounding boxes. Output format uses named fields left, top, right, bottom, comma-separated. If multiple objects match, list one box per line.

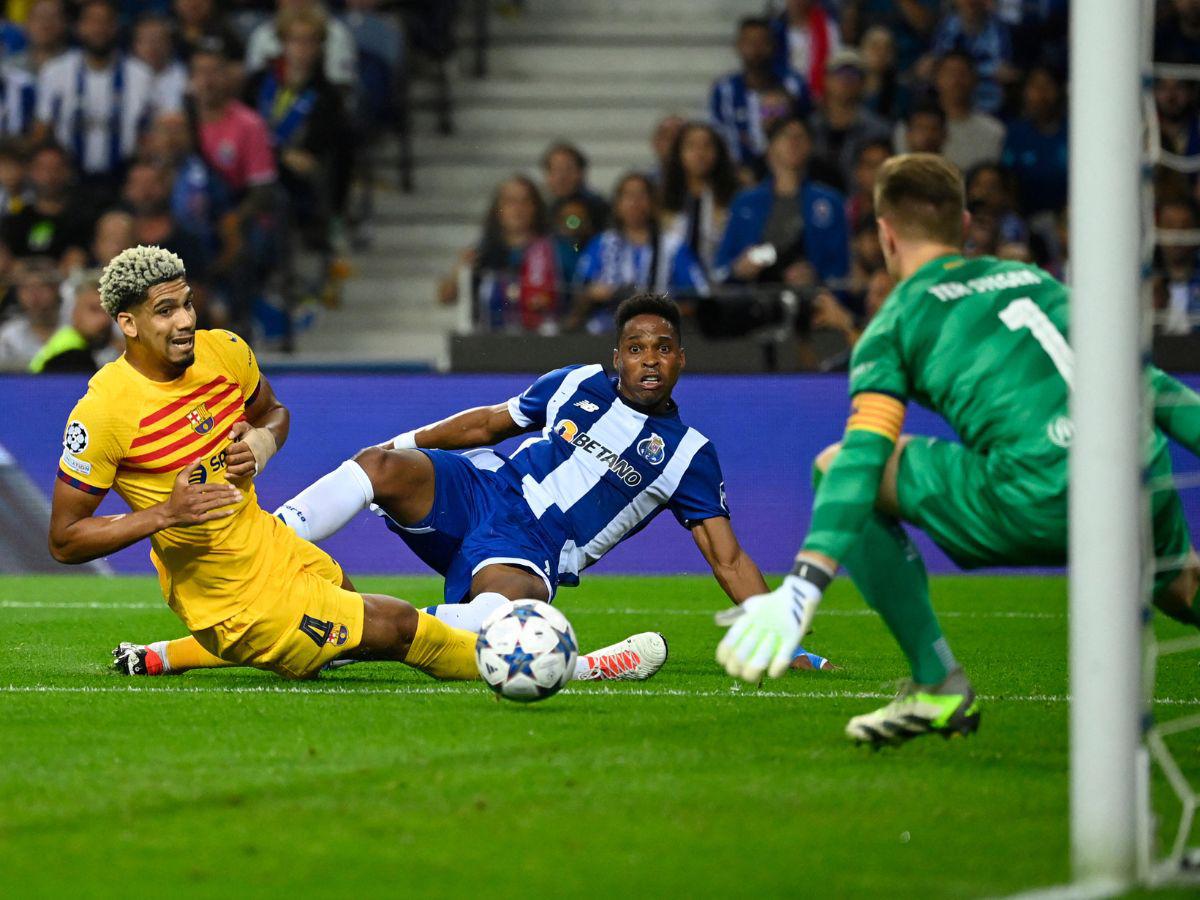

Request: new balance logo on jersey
left=574, top=400, right=599, bottom=412
left=553, top=419, right=642, bottom=486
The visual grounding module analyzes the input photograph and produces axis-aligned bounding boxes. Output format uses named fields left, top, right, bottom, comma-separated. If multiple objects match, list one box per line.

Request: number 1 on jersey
left=999, top=297, right=1075, bottom=388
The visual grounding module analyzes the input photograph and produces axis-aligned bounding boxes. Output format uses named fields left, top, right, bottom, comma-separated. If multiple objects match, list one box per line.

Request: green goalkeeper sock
left=813, top=466, right=955, bottom=685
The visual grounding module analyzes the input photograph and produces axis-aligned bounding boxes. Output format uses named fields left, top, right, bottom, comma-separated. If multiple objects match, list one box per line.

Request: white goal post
left=1067, top=0, right=1146, bottom=888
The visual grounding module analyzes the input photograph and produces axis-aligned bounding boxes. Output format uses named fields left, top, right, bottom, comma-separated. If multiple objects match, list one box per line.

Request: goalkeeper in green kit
left=716, top=153, right=1200, bottom=747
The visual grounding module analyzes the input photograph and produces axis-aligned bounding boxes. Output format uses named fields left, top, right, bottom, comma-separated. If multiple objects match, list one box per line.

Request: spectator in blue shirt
left=1155, top=78, right=1200, bottom=180
left=1000, top=65, right=1067, bottom=216
left=342, top=0, right=405, bottom=71
left=143, top=111, right=229, bottom=260
left=569, top=172, right=708, bottom=332
left=965, top=162, right=1029, bottom=248
left=542, top=142, right=610, bottom=235
left=1153, top=197, right=1200, bottom=334
left=9, top=0, right=70, bottom=79
left=930, top=0, right=1014, bottom=115
left=0, top=64, right=36, bottom=138
left=714, top=116, right=850, bottom=289
left=0, top=18, right=26, bottom=58
left=710, top=17, right=811, bottom=173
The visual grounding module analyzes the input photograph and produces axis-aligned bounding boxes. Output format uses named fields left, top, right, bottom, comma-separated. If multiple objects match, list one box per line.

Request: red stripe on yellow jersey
left=129, top=381, right=239, bottom=449
left=124, top=394, right=244, bottom=465
left=138, top=376, right=227, bottom=429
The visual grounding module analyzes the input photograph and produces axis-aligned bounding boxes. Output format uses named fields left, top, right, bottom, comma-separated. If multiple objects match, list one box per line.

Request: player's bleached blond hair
left=98, top=245, right=187, bottom=317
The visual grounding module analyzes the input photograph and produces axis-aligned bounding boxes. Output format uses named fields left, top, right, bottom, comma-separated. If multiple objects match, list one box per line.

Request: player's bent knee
left=351, top=445, right=392, bottom=485
left=352, top=446, right=432, bottom=499
left=358, top=594, right=419, bottom=660
left=472, top=564, right=550, bottom=602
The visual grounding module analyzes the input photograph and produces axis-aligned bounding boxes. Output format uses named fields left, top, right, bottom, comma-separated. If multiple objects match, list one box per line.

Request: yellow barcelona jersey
left=58, top=329, right=281, bottom=630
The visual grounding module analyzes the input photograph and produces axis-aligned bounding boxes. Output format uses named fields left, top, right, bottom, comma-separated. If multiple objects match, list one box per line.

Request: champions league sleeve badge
left=64, top=421, right=89, bottom=454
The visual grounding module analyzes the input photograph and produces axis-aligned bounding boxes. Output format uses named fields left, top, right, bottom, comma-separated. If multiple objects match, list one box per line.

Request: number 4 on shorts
left=298, top=614, right=335, bottom=647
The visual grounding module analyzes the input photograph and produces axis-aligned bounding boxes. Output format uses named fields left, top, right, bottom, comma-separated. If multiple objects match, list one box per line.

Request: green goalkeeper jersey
left=850, top=254, right=1073, bottom=454
left=804, top=251, right=1199, bottom=572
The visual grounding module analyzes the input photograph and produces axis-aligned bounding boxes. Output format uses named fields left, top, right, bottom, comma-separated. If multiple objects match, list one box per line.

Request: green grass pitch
left=1, top=573, right=1197, bottom=898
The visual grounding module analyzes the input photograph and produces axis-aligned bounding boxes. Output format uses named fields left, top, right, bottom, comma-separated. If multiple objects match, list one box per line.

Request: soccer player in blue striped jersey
left=116, top=294, right=831, bottom=681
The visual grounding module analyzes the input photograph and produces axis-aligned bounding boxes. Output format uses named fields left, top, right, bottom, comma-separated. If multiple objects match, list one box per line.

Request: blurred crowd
left=0, top=0, right=410, bottom=372
left=449, top=0, right=1200, bottom=345
left=3, top=1, right=1199, bottom=374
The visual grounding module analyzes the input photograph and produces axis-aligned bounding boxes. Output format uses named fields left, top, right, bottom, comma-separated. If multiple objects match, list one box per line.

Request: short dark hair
left=738, top=15, right=771, bottom=34
left=856, top=137, right=893, bottom=163
left=30, top=141, right=70, bottom=164
left=0, top=137, right=26, bottom=164
left=133, top=11, right=172, bottom=32
left=934, top=50, right=976, bottom=78
left=765, top=114, right=808, bottom=145
left=80, top=0, right=118, bottom=16
left=541, top=141, right=588, bottom=172
left=615, top=293, right=682, bottom=341
left=906, top=100, right=946, bottom=127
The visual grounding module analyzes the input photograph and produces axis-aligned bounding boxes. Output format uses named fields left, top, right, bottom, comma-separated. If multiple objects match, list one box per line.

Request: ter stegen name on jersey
left=925, top=267, right=1044, bottom=302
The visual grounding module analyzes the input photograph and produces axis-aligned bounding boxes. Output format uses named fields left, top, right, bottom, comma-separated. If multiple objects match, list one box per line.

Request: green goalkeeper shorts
left=895, top=435, right=1192, bottom=598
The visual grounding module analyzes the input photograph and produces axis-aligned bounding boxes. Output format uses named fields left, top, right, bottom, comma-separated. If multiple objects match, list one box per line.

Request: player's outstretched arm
left=389, top=403, right=531, bottom=452
left=49, top=462, right=241, bottom=565
left=1150, top=366, right=1200, bottom=457
left=690, top=516, right=769, bottom=603
left=716, top=392, right=904, bottom=682
left=225, top=375, right=289, bottom=481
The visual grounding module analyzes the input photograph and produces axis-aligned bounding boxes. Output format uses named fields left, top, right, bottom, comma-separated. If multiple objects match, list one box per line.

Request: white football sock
left=574, top=654, right=593, bottom=679
left=274, top=459, right=375, bottom=542
left=148, top=640, right=171, bottom=672
left=424, top=592, right=509, bottom=633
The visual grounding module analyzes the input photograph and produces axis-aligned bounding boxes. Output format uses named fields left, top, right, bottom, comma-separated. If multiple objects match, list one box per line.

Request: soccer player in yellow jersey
left=49, top=245, right=480, bottom=681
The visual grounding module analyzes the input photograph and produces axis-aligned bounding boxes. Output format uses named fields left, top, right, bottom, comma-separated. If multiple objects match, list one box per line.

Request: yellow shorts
left=191, top=526, right=365, bottom=680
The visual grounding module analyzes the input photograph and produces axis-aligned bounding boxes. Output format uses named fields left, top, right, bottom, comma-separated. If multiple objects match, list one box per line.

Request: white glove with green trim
left=715, top=573, right=825, bottom=682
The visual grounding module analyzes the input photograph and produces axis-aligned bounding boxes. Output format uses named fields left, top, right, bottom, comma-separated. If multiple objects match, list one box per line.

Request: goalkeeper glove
left=715, top=561, right=832, bottom=682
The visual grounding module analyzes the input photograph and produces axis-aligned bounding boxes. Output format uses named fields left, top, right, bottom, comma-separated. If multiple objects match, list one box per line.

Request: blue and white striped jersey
left=501, top=364, right=728, bottom=585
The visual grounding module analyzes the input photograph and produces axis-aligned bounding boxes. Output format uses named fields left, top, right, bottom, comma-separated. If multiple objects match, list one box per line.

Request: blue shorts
left=380, top=449, right=561, bottom=604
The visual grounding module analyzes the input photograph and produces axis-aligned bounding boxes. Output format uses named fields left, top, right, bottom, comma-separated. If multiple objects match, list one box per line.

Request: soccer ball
left=475, top=600, right=578, bottom=702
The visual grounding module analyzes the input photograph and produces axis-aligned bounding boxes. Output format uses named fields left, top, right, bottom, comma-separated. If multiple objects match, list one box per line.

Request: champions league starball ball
left=475, top=600, right=578, bottom=702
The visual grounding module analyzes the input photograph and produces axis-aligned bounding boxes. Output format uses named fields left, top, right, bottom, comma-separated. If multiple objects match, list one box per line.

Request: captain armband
left=845, top=392, right=906, bottom=443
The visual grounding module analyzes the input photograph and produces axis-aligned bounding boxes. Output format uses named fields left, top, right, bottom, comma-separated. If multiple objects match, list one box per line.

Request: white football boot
left=575, top=632, right=669, bottom=681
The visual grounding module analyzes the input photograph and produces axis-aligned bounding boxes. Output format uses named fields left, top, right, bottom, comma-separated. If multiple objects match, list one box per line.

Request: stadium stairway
left=274, top=0, right=761, bottom=369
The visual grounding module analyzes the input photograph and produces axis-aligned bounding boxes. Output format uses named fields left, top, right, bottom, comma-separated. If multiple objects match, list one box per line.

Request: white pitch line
left=0, top=601, right=168, bottom=610
left=0, top=600, right=1064, bottom=619
left=1, top=683, right=1197, bottom=706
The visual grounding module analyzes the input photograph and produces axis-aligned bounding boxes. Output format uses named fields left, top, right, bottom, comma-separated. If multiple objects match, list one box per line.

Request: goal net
left=1070, top=0, right=1200, bottom=890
